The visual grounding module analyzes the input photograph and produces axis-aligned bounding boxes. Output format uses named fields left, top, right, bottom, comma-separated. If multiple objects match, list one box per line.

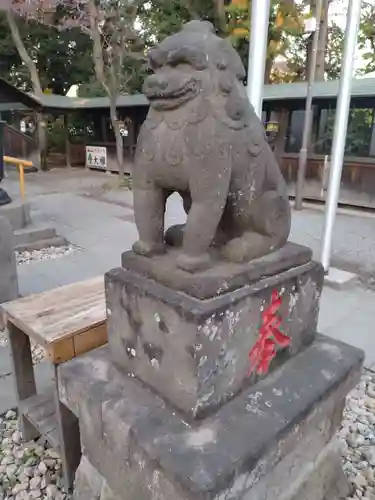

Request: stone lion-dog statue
left=132, top=20, right=291, bottom=273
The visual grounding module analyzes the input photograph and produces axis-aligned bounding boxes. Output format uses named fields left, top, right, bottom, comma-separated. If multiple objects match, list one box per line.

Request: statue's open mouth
left=146, top=80, right=199, bottom=109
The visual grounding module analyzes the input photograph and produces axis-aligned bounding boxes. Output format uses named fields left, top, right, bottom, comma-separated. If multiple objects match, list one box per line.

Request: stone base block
left=58, top=335, right=363, bottom=500
left=73, top=442, right=350, bottom=500
left=106, top=246, right=324, bottom=418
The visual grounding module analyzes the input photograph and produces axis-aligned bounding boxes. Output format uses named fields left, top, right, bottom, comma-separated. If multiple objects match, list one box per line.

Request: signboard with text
left=86, top=146, right=107, bottom=170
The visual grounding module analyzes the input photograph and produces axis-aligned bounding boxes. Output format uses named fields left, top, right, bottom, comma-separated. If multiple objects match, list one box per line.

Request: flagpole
left=320, top=0, right=362, bottom=271
left=247, top=0, right=271, bottom=118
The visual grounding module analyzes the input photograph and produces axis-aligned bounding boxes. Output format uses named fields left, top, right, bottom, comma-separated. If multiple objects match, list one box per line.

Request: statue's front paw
left=176, top=253, right=211, bottom=273
left=133, top=240, right=166, bottom=257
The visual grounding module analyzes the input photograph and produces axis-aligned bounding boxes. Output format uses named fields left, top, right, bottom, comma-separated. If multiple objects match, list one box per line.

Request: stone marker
left=58, top=21, right=364, bottom=500
left=0, top=216, right=18, bottom=305
left=0, top=120, right=12, bottom=206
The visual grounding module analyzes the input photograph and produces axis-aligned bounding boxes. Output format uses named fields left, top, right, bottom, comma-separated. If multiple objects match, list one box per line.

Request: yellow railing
left=3, top=156, right=33, bottom=200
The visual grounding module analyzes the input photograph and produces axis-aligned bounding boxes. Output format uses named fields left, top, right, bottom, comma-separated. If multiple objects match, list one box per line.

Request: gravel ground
left=16, top=246, right=77, bottom=266
left=0, top=411, right=69, bottom=500
left=0, top=371, right=374, bottom=499
left=339, top=371, right=375, bottom=499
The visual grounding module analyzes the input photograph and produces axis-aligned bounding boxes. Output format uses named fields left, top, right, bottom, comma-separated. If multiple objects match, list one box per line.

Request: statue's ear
left=148, top=48, right=167, bottom=70
left=218, top=71, right=233, bottom=95
left=225, top=83, right=246, bottom=122
left=216, top=40, right=246, bottom=81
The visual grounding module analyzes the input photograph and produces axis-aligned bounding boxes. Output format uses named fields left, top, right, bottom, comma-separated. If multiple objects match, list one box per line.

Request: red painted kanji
left=248, top=290, right=291, bottom=375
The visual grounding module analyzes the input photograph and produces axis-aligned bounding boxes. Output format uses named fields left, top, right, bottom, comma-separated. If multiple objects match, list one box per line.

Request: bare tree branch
left=86, top=0, right=110, bottom=95
left=6, top=9, right=43, bottom=94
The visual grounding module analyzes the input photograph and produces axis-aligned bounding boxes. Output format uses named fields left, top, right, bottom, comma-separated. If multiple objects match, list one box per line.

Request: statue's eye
left=167, top=50, right=183, bottom=67
left=217, top=60, right=227, bottom=71
left=168, top=57, right=180, bottom=67
left=148, top=49, right=166, bottom=70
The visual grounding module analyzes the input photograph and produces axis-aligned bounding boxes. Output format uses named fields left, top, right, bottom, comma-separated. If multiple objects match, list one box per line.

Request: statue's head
left=143, top=21, right=246, bottom=111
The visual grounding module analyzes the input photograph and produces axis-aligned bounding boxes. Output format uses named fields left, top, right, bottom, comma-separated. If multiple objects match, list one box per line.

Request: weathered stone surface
left=0, top=202, right=31, bottom=231
left=122, top=242, right=312, bottom=299
left=132, top=21, right=291, bottom=273
left=73, top=455, right=121, bottom=500
left=59, top=336, right=363, bottom=500
left=105, top=257, right=324, bottom=418
left=0, top=216, right=18, bottom=304
left=286, top=443, right=351, bottom=500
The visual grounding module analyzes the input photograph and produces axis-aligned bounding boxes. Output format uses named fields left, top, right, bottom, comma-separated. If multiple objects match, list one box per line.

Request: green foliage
left=227, top=1, right=304, bottom=53
left=316, top=105, right=374, bottom=157
left=140, top=0, right=305, bottom=82
left=78, top=57, right=146, bottom=97
left=46, top=115, right=66, bottom=152
left=5, top=0, right=375, bottom=105
left=358, top=1, right=375, bottom=75
left=26, top=21, right=94, bottom=95
left=138, top=1, right=192, bottom=42
left=78, top=79, right=107, bottom=98
left=0, top=10, right=94, bottom=94
left=0, top=13, right=22, bottom=80
left=325, top=24, right=344, bottom=80
left=138, top=0, right=218, bottom=46
left=283, top=20, right=344, bottom=81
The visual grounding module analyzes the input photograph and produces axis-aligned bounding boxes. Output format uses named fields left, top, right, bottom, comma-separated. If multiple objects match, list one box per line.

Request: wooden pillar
left=64, top=114, right=71, bottom=169
left=101, top=113, right=108, bottom=143
left=272, top=108, right=289, bottom=166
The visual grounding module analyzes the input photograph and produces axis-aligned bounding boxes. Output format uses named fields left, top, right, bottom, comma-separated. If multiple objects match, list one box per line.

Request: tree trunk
left=264, top=58, right=274, bottom=84
left=37, top=118, right=47, bottom=171
left=64, top=114, right=71, bottom=169
left=7, top=11, right=42, bottom=94
left=7, top=10, right=45, bottom=171
left=214, top=0, right=226, bottom=34
left=109, top=99, right=124, bottom=180
left=307, top=0, right=331, bottom=81
left=87, top=0, right=124, bottom=177
left=315, top=0, right=330, bottom=80
left=273, top=108, right=289, bottom=165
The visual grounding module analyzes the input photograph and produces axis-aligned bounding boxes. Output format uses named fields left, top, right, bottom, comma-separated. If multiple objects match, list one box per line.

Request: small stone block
left=105, top=255, right=324, bottom=418
left=0, top=201, right=30, bottom=231
left=324, top=267, right=358, bottom=290
left=0, top=216, right=18, bottom=304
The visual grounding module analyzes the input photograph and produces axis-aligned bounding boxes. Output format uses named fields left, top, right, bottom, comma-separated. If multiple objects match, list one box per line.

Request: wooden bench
left=0, top=277, right=106, bottom=491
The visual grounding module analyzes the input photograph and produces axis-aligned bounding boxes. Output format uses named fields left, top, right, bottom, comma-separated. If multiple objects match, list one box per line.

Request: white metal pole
left=247, top=0, right=271, bottom=118
left=320, top=0, right=362, bottom=272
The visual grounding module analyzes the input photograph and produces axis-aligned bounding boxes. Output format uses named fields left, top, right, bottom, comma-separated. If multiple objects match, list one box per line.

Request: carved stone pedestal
left=58, top=243, right=363, bottom=500
left=107, top=243, right=322, bottom=418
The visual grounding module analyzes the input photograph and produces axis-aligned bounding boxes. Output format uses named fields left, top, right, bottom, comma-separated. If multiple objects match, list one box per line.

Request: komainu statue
left=132, top=20, right=291, bottom=273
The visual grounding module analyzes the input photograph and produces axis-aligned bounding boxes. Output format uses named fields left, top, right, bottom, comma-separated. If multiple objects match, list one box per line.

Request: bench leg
left=54, top=365, right=81, bottom=492
left=8, top=322, right=39, bottom=441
